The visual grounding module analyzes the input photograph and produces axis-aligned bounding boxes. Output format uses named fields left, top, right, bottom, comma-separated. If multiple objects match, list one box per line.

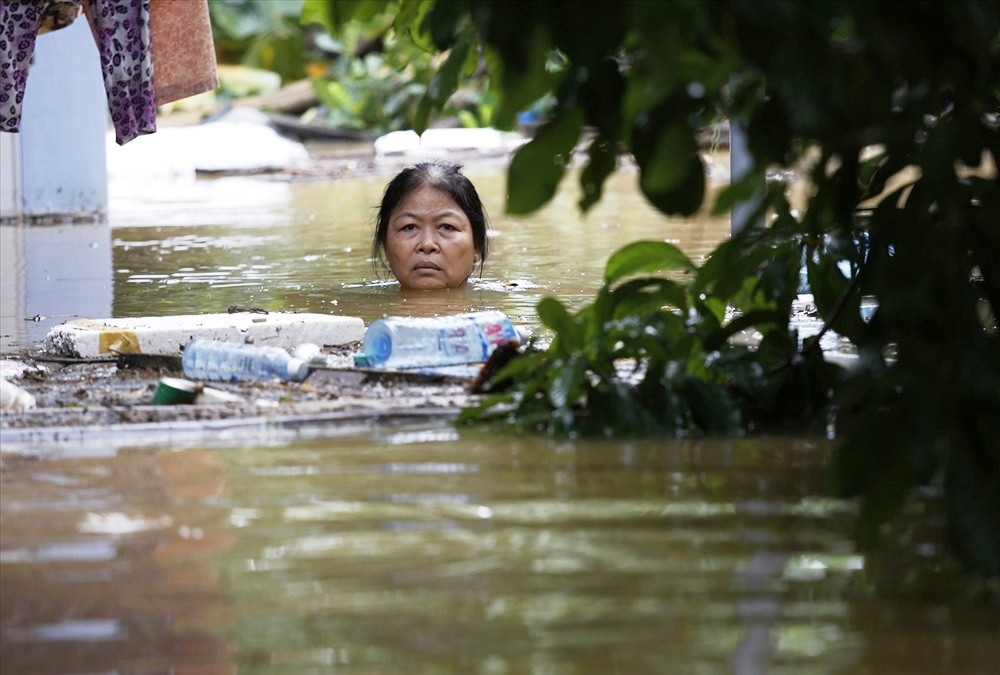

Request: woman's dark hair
left=371, top=161, right=490, bottom=278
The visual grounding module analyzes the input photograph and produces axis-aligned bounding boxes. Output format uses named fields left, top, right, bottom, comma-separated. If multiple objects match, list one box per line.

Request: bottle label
left=363, top=311, right=519, bottom=369
left=439, top=315, right=517, bottom=361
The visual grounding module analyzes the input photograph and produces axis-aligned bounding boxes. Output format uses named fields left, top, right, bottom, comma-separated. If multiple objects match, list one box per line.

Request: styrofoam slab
left=44, top=313, right=366, bottom=358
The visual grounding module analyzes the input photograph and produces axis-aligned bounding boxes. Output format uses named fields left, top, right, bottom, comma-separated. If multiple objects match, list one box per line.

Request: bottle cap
left=285, top=357, right=309, bottom=382
left=364, top=327, right=392, bottom=365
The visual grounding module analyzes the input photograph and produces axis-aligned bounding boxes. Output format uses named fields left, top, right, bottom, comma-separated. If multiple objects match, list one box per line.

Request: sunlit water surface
left=2, top=160, right=998, bottom=673
left=0, top=159, right=729, bottom=349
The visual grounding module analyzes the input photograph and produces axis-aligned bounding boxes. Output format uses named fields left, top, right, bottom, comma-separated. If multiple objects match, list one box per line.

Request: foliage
left=300, top=0, right=494, bottom=134
left=209, top=0, right=310, bottom=85
left=460, top=229, right=833, bottom=438
left=314, top=0, right=1000, bottom=577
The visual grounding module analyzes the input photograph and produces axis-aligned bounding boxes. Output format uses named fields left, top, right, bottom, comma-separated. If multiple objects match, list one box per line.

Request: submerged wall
left=0, top=17, right=108, bottom=223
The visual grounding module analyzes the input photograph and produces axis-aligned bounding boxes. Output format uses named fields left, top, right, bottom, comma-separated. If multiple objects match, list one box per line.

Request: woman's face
left=385, top=186, right=479, bottom=290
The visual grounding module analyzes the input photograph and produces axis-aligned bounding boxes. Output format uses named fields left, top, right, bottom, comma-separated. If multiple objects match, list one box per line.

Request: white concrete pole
left=0, top=16, right=111, bottom=349
left=729, top=117, right=762, bottom=236
left=15, top=16, right=108, bottom=220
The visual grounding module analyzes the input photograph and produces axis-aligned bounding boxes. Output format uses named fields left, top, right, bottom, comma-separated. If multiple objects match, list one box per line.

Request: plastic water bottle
left=182, top=339, right=309, bottom=382
left=362, top=311, right=519, bottom=369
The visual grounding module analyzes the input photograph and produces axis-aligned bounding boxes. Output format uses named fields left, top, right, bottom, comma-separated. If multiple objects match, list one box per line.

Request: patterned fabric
left=0, top=0, right=156, bottom=145
left=88, top=0, right=156, bottom=144
left=0, top=1, right=47, bottom=134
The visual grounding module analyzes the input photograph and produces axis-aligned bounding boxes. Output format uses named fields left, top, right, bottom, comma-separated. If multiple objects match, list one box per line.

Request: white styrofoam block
left=44, top=313, right=366, bottom=358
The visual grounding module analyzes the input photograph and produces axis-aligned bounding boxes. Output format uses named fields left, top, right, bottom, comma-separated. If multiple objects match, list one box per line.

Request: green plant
left=210, top=0, right=310, bottom=84
left=311, top=0, right=1000, bottom=577
left=301, top=0, right=494, bottom=134
left=461, top=225, right=835, bottom=438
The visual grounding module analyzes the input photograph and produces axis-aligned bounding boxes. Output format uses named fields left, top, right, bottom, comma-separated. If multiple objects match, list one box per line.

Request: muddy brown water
left=2, top=156, right=998, bottom=673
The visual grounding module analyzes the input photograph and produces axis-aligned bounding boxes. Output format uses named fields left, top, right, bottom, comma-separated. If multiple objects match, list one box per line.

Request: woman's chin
left=401, top=277, right=468, bottom=292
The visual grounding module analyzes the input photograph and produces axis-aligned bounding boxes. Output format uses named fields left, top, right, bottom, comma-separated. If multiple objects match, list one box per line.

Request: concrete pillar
left=0, top=16, right=111, bottom=350
left=729, top=117, right=762, bottom=236
left=0, top=132, right=21, bottom=217
left=0, top=15, right=108, bottom=222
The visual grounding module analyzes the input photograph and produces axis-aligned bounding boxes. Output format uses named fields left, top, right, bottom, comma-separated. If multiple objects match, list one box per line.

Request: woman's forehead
left=392, top=187, right=465, bottom=217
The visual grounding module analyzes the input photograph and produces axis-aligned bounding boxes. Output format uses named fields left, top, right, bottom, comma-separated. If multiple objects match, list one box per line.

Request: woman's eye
left=440, top=223, right=456, bottom=231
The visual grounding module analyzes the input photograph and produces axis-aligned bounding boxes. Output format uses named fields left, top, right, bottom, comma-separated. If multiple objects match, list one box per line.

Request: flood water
left=2, top=155, right=998, bottom=673
left=1, top=156, right=726, bottom=350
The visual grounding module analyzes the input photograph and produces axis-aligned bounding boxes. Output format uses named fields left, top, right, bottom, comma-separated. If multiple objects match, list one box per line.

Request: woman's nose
left=417, top=230, right=440, bottom=252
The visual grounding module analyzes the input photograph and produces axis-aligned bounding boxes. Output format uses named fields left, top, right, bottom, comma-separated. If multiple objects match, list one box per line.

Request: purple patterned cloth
left=0, top=0, right=156, bottom=145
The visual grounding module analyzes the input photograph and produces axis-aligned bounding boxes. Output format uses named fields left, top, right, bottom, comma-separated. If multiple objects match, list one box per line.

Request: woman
left=372, top=161, right=490, bottom=291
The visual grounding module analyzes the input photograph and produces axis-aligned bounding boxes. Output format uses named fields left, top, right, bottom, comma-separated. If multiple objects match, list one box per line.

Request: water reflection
left=3, top=429, right=995, bottom=673
left=0, top=221, right=113, bottom=351
left=0, top=447, right=235, bottom=672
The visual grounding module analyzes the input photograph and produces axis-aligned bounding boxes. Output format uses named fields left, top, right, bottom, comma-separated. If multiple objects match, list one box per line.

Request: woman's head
left=372, top=161, right=489, bottom=290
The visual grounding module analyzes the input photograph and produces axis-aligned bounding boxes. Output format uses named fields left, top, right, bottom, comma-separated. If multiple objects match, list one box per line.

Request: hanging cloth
left=1, top=0, right=155, bottom=144
left=0, top=0, right=220, bottom=145
left=149, top=0, right=218, bottom=106
left=84, top=0, right=156, bottom=144
left=1, top=2, right=58, bottom=135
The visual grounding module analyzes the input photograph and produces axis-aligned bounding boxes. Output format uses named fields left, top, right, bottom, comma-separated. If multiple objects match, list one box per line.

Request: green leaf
left=414, top=31, right=473, bottom=132
left=578, top=135, right=618, bottom=213
left=945, top=448, right=1000, bottom=578
left=604, top=240, right=695, bottom=284
left=507, top=108, right=584, bottom=215
left=587, top=379, right=643, bottom=436
left=423, top=0, right=463, bottom=49
left=711, top=168, right=766, bottom=216
left=637, top=153, right=705, bottom=216
left=641, top=124, right=695, bottom=194
left=487, top=24, right=560, bottom=129
left=703, top=309, right=786, bottom=351
left=805, top=250, right=866, bottom=345
left=631, top=106, right=706, bottom=216
left=316, top=80, right=358, bottom=114
left=608, top=278, right=688, bottom=318
left=549, top=355, right=587, bottom=409
left=394, top=0, right=428, bottom=30
left=537, top=296, right=583, bottom=354
left=303, top=0, right=390, bottom=32
left=301, top=0, right=333, bottom=31
left=683, top=377, right=743, bottom=434
left=396, top=0, right=436, bottom=50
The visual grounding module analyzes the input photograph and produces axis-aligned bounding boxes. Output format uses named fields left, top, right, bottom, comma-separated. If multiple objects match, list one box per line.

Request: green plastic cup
left=152, top=377, right=202, bottom=405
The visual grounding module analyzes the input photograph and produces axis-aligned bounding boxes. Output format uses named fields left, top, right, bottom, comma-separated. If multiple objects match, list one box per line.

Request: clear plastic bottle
left=181, top=339, right=309, bottom=382
left=362, top=311, right=519, bottom=369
